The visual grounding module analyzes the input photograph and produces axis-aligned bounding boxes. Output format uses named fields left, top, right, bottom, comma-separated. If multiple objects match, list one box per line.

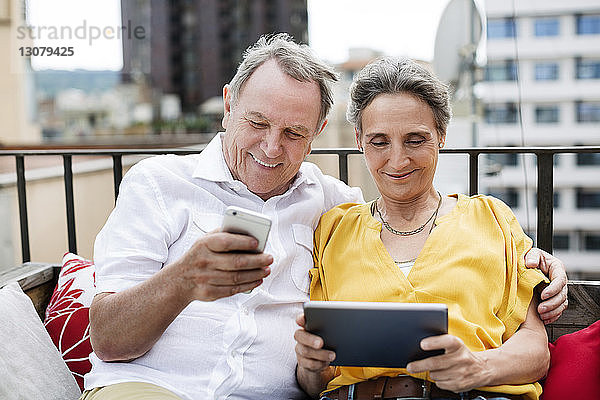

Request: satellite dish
left=433, top=0, right=485, bottom=85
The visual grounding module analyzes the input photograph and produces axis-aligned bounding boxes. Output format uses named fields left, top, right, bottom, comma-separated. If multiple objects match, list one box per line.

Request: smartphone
left=221, top=206, right=272, bottom=253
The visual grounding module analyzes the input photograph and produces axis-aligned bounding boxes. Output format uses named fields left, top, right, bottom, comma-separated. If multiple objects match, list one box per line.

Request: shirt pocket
left=186, top=212, right=223, bottom=249
left=290, top=223, right=314, bottom=293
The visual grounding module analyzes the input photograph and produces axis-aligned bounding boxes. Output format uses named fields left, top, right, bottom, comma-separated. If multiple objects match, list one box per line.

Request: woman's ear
left=355, top=127, right=363, bottom=152
left=438, top=132, right=447, bottom=149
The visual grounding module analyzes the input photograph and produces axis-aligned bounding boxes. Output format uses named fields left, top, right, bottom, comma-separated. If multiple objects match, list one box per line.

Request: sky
left=25, top=0, right=124, bottom=70
left=24, top=0, right=451, bottom=71
left=308, top=0, right=450, bottom=64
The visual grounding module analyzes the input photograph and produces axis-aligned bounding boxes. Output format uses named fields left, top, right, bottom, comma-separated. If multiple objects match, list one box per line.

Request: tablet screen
left=303, top=301, right=448, bottom=367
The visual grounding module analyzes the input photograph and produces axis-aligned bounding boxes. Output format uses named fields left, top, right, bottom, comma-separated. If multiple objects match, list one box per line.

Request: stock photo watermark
left=16, top=19, right=146, bottom=47
left=10, top=18, right=148, bottom=72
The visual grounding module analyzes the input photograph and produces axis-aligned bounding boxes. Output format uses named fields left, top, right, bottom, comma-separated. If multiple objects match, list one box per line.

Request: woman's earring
left=439, top=142, right=444, bottom=148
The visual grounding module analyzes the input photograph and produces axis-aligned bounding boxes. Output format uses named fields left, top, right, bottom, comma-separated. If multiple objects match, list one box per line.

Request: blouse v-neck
left=361, top=194, right=465, bottom=285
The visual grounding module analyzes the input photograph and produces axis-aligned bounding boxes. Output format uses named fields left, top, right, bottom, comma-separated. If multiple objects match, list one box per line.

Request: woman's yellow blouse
left=310, top=194, right=548, bottom=400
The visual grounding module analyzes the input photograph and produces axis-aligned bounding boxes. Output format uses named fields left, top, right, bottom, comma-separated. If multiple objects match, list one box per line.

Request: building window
left=534, top=18, right=560, bottom=36
left=583, top=233, right=600, bottom=250
left=553, top=154, right=560, bottom=166
left=576, top=101, right=600, bottom=122
left=485, top=103, right=518, bottom=124
left=576, top=188, right=600, bottom=208
left=576, top=14, right=600, bottom=35
left=576, top=58, right=600, bottom=79
left=577, top=153, right=600, bottom=165
left=490, top=188, right=520, bottom=208
left=487, top=153, right=518, bottom=167
left=488, top=18, right=517, bottom=38
left=535, top=105, right=560, bottom=123
left=485, top=60, right=517, bottom=81
left=553, top=234, right=570, bottom=250
left=534, top=62, right=559, bottom=80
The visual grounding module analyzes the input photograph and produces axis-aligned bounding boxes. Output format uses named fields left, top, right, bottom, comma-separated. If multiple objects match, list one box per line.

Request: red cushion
left=44, top=253, right=96, bottom=390
left=541, top=320, right=600, bottom=400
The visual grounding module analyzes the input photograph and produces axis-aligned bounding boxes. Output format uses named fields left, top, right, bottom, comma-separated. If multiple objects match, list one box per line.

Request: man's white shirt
left=86, top=133, right=363, bottom=400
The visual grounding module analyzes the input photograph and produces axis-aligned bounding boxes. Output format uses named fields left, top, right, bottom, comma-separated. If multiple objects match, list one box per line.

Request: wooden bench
left=1, top=262, right=599, bottom=341
left=0, top=262, right=61, bottom=319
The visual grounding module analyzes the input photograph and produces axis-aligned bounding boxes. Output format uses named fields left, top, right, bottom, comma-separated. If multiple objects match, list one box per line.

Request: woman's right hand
left=294, top=313, right=336, bottom=397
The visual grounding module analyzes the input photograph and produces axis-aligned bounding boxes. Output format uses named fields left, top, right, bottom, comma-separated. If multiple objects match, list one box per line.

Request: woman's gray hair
left=228, top=33, right=339, bottom=130
left=347, top=57, right=452, bottom=137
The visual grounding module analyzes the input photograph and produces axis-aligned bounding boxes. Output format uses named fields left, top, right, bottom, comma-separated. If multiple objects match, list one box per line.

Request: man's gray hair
left=227, top=33, right=339, bottom=130
left=347, top=57, right=452, bottom=137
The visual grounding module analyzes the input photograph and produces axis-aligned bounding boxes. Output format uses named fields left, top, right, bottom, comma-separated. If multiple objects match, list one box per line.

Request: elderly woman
left=294, top=58, right=550, bottom=400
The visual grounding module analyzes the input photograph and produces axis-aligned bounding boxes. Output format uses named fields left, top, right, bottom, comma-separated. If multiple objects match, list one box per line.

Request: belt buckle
left=421, top=380, right=431, bottom=399
left=348, top=383, right=356, bottom=400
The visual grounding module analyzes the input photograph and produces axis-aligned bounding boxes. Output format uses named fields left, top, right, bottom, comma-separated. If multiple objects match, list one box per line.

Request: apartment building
left=480, top=0, right=600, bottom=278
left=121, top=0, right=308, bottom=114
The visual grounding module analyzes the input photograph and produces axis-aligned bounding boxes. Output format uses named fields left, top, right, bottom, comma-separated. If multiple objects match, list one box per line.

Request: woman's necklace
left=373, top=192, right=443, bottom=236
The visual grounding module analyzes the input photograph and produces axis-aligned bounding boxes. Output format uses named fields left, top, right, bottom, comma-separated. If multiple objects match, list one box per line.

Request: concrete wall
left=2, top=158, right=135, bottom=270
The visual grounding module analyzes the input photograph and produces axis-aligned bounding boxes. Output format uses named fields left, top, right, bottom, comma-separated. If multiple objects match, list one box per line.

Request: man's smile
left=250, top=153, right=280, bottom=168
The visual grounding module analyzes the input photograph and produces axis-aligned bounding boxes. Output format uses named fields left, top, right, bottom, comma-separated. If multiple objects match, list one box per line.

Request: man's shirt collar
left=192, top=132, right=235, bottom=183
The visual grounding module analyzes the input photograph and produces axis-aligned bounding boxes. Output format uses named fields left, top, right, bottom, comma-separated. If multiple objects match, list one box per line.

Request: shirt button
left=241, top=306, right=249, bottom=315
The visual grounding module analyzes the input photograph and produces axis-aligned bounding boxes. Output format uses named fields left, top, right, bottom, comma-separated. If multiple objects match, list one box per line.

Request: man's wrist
left=155, top=260, right=195, bottom=306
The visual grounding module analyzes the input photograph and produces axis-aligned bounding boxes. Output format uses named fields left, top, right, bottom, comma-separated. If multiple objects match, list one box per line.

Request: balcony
left=0, top=144, right=599, bottom=341
left=0, top=145, right=599, bottom=270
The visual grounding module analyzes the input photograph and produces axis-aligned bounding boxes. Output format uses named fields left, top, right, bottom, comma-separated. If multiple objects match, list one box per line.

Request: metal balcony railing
left=1, top=146, right=600, bottom=263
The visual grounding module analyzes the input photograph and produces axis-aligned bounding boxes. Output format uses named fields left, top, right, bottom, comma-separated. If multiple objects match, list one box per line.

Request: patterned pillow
left=541, top=320, right=600, bottom=399
left=44, top=253, right=96, bottom=390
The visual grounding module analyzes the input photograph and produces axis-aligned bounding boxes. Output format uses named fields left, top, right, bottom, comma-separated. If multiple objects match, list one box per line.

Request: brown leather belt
left=321, top=375, right=524, bottom=400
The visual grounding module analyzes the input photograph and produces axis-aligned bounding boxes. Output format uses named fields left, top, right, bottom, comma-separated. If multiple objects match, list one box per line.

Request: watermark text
left=16, top=19, right=146, bottom=46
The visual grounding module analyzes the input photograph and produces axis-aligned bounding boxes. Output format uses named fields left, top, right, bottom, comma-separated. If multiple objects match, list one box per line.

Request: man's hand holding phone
left=221, top=206, right=272, bottom=293
left=221, top=206, right=272, bottom=253
left=168, top=207, right=272, bottom=301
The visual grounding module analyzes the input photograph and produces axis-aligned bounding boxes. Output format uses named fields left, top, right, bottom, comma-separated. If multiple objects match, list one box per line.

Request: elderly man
left=83, top=34, right=567, bottom=400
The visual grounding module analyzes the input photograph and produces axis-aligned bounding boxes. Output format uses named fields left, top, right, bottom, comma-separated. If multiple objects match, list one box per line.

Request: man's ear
left=305, top=120, right=328, bottom=159
left=222, top=85, right=231, bottom=129
left=316, top=119, right=328, bottom=136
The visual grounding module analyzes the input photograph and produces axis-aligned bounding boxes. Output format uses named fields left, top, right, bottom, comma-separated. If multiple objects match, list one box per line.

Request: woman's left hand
left=406, top=334, right=491, bottom=393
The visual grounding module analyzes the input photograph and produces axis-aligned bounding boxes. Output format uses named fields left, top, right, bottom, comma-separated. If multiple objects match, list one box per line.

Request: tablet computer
left=303, top=301, right=448, bottom=368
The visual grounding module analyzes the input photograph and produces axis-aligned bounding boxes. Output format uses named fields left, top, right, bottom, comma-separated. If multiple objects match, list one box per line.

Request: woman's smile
left=383, top=169, right=418, bottom=180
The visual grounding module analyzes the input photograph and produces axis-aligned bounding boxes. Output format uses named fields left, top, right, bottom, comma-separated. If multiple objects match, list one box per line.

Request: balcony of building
left=1, top=142, right=599, bottom=280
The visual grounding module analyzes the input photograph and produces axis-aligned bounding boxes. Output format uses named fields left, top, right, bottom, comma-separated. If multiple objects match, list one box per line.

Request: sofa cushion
left=44, top=252, right=96, bottom=390
left=541, top=319, right=600, bottom=399
left=0, top=282, right=81, bottom=400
